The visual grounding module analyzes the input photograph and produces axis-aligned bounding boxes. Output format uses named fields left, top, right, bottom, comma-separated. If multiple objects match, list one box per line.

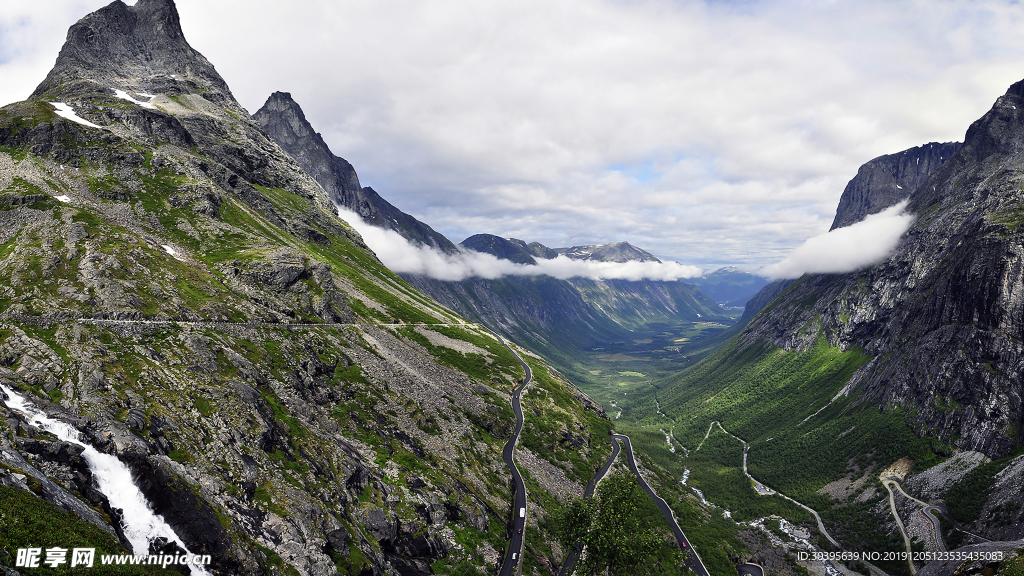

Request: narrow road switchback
left=612, top=434, right=710, bottom=576
left=556, top=440, right=621, bottom=576
left=489, top=331, right=531, bottom=576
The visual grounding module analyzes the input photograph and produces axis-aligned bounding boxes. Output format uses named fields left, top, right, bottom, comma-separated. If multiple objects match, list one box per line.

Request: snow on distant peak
left=48, top=102, right=102, bottom=129
left=115, top=89, right=157, bottom=110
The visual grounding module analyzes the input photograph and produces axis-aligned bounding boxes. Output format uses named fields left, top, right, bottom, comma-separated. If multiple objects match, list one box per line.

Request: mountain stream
left=0, top=384, right=211, bottom=576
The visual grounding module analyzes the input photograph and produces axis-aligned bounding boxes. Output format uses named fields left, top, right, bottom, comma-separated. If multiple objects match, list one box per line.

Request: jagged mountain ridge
left=254, top=92, right=459, bottom=254
left=460, top=234, right=540, bottom=265
left=252, top=102, right=730, bottom=355
left=0, top=1, right=616, bottom=575
left=643, top=83, right=1024, bottom=559
left=830, top=141, right=962, bottom=230
left=740, top=80, right=1024, bottom=458
left=459, top=234, right=659, bottom=266
left=555, top=241, right=660, bottom=263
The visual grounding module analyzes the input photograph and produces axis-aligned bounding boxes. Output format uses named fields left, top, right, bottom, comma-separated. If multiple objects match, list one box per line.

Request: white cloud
left=339, top=207, right=703, bottom=282
left=3, top=1, right=1024, bottom=268
left=759, top=201, right=915, bottom=279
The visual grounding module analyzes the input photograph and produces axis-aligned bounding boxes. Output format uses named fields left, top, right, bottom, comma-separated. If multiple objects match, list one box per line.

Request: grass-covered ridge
left=617, top=333, right=948, bottom=572
left=0, top=93, right=615, bottom=575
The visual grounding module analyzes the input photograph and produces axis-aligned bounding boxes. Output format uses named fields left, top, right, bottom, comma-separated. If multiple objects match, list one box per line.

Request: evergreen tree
left=555, top=471, right=686, bottom=575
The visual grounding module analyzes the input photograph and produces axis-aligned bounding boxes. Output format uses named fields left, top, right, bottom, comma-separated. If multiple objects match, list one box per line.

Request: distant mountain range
left=461, top=234, right=661, bottom=265
left=254, top=95, right=751, bottom=362
left=255, top=91, right=460, bottom=254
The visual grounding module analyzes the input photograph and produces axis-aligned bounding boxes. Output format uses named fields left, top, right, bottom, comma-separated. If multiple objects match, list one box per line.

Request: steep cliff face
left=743, top=81, right=1024, bottom=458
left=0, top=2, right=612, bottom=575
left=830, top=141, right=962, bottom=230
left=254, top=92, right=459, bottom=254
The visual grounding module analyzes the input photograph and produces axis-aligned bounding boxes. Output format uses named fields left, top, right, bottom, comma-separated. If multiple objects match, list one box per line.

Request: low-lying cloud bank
left=338, top=207, right=703, bottom=282
left=760, top=201, right=914, bottom=280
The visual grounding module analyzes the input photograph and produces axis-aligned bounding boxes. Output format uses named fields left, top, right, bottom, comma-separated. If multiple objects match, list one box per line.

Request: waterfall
left=1, top=384, right=212, bottom=576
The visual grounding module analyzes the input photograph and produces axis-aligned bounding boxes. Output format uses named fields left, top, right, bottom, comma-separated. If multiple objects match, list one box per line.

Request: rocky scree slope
left=253, top=92, right=458, bottom=255
left=0, top=1, right=612, bottom=575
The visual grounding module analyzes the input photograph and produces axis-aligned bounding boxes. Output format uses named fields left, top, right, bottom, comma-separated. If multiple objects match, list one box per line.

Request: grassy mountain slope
left=619, top=78, right=1024, bottom=573
left=0, top=1, right=616, bottom=575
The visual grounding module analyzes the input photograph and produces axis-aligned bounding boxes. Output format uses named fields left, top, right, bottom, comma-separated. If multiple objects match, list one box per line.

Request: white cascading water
left=0, top=384, right=211, bottom=576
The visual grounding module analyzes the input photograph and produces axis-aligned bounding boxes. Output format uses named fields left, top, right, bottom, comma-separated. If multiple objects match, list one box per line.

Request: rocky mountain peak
left=558, top=241, right=661, bottom=263
left=460, top=234, right=538, bottom=264
left=253, top=92, right=323, bottom=151
left=961, top=78, right=1024, bottom=161
left=30, top=0, right=233, bottom=103
left=255, top=92, right=460, bottom=254
left=830, top=141, right=961, bottom=230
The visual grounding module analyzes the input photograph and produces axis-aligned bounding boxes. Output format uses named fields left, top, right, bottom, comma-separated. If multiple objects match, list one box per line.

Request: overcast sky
left=3, top=0, right=1024, bottom=271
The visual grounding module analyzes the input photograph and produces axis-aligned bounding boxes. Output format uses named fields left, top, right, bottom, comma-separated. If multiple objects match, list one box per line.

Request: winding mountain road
left=885, top=481, right=945, bottom=551
left=556, top=439, right=621, bottom=576
left=489, top=331, right=531, bottom=576
left=884, top=477, right=991, bottom=550
left=612, top=434, right=711, bottom=576
left=882, top=478, right=918, bottom=574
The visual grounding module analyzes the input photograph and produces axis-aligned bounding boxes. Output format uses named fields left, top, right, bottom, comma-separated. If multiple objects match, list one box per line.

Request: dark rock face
left=526, top=241, right=558, bottom=259
left=830, top=141, right=962, bottom=230
left=254, top=92, right=459, bottom=254
left=460, top=234, right=538, bottom=264
left=31, top=0, right=232, bottom=103
left=0, top=443, right=122, bottom=543
left=744, top=79, right=1024, bottom=458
